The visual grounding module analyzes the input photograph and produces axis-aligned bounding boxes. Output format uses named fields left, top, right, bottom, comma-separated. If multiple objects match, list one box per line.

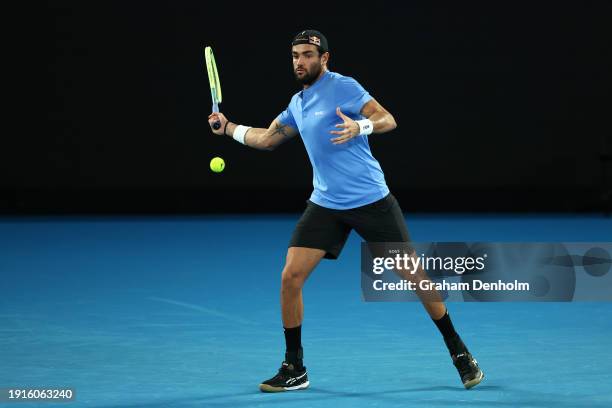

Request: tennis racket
left=205, top=46, right=223, bottom=130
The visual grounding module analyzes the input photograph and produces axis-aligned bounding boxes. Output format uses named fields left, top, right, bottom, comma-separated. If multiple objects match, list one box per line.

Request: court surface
left=1, top=214, right=611, bottom=407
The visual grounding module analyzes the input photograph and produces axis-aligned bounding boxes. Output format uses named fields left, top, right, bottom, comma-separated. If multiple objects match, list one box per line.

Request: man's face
left=292, top=44, right=326, bottom=85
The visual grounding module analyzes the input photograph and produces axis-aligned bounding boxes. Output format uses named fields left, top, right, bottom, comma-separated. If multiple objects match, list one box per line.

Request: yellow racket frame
left=205, top=46, right=222, bottom=110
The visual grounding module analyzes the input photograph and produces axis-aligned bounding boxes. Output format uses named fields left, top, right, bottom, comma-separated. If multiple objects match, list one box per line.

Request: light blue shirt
left=277, top=71, right=390, bottom=210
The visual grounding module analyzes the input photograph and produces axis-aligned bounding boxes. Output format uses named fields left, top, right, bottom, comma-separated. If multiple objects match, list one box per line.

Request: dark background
left=5, top=1, right=611, bottom=213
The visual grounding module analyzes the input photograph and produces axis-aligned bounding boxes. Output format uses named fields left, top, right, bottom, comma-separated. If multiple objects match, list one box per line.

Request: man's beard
left=294, top=64, right=322, bottom=85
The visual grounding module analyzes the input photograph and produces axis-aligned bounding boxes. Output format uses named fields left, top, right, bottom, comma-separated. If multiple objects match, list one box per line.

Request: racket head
left=205, top=46, right=222, bottom=104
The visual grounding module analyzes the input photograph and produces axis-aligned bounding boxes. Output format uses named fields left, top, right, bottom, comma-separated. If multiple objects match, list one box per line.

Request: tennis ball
left=210, top=157, right=225, bottom=173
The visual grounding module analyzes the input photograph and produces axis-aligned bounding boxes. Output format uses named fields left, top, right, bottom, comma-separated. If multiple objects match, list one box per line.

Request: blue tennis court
left=1, top=215, right=611, bottom=407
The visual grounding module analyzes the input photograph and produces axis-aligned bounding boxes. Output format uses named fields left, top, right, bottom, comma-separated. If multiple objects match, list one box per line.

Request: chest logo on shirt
left=314, top=111, right=325, bottom=116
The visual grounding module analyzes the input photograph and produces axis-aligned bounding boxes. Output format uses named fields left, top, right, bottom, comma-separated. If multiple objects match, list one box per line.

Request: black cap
left=291, top=29, right=329, bottom=53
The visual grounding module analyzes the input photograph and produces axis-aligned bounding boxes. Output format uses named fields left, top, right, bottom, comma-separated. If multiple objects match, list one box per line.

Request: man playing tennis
left=208, top=30, right=484, bottom=392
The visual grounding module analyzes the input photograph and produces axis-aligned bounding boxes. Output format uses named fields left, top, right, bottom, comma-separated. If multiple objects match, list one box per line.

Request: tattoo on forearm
left=273, top=123, right=290, bottom=139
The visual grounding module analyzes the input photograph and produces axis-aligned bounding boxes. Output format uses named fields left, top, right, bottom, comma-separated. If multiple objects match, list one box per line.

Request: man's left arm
left=330, top=99, right=397, bottom=145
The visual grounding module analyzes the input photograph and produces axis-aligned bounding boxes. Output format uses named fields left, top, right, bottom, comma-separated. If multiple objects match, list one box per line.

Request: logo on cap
left=309, top=36, right=321, bottom=46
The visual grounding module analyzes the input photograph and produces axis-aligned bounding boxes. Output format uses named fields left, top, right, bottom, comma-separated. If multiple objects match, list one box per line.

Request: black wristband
left=223, top=121, right=230, bottom=136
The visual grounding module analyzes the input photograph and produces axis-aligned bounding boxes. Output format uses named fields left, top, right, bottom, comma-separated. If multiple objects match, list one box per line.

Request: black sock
left=284, top=325, right=302, bottom=352
left=433, top=311, right=467, bottom=355
left=433, top=310, right=458, bottom=340
left=284, top=325, right=303, bottom=367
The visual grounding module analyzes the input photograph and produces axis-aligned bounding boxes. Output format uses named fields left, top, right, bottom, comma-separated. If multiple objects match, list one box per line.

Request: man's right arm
left=208, top=112, right=298, bottom=151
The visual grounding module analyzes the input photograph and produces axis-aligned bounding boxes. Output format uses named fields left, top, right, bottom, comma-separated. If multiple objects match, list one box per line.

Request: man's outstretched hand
left=330, top=107, right=359, bottom=145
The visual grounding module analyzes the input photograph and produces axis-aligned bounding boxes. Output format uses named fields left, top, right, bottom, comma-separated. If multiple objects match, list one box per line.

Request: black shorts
left=289, top=193, right=410, bottom=259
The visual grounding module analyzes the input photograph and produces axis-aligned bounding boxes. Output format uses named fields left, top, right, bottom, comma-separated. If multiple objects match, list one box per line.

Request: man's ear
left=321, top=52, right=330, bottom=66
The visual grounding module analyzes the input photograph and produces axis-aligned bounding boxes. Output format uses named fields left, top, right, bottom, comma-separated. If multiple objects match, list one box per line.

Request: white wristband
left=356, top=119, right=374, bottom=136
left=232, top=125, right=251, bottom=145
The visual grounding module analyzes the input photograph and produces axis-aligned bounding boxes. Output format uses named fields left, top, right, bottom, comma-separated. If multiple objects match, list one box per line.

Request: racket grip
left=212, top=121, right=221, bottom=130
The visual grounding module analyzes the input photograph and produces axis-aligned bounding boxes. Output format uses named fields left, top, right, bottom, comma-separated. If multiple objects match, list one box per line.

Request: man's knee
left=281, top=264, right=309, bottom=289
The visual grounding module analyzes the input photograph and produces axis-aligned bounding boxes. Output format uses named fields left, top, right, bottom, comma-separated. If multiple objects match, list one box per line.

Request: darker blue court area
left=1, top=215, right=611, bottom=407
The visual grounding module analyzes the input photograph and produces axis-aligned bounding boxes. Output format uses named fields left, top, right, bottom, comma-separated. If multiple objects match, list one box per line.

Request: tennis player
left=208, top=30, right=484, bottom=392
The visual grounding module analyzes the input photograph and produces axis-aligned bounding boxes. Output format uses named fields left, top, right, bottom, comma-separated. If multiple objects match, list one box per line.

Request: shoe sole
left=464, top=370, right=484, bottom=389
left=259, top=381, right=310, bottom=393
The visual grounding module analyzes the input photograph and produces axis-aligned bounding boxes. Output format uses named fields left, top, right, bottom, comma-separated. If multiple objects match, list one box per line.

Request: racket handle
left=212, top=121, right=221, bottom=130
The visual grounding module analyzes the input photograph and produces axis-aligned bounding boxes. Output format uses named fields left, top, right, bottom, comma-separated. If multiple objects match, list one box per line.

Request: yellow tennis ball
left=210, top=157, right=225, bottom=173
